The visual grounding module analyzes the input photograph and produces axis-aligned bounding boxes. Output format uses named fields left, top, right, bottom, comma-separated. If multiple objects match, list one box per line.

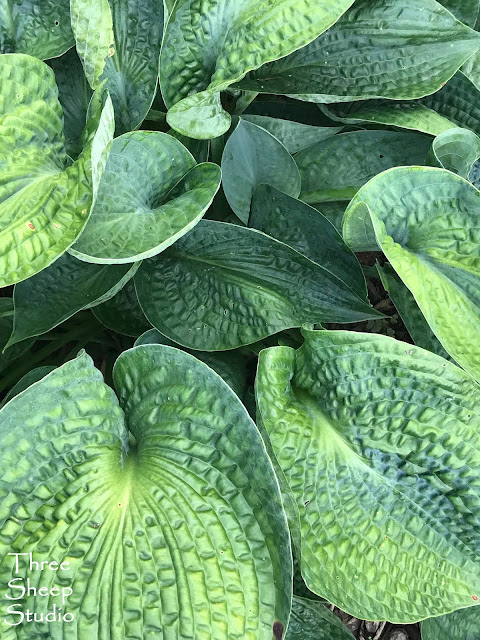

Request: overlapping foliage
left=1, top=1, right=480, bottom=639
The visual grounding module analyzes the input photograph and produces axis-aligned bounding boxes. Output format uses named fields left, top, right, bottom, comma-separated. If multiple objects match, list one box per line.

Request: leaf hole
left=273, top=621, right=284, bottom=639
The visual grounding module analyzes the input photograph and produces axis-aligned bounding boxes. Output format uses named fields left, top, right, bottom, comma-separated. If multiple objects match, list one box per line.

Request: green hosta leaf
left=7, top=253, right=139, bottom=347
left=70, top=0, right=114, bottom=89
left=250, top=185, right=366, bottom=298
left=462, top=50, right=480, bottom=90
left=0, top=54, right=114, bottom=287
left=427, top=127, right=480, bottom=176
left=256, top=328, right=480, bottom=622
left=286, top=597, right=354, bottom=640
left=0, top=365, right=56, bottom=408
left=92, top=278, right=151, bottom=337
left=439, top=0, right=480, bottom=26
left=319, top=102, right=457, bottom=136
left=0, top=0, right=74, bottom=59
left=377, top=263, right=451, bottom=359
left=241, top=115, right=342, bottom=154
left=160, top=0, right=356, bottom=139
left=0, top=299, right=34, bottom=375
left=71, top=131, right=221, bottom=263
left=343, top=166, right=480, bottom=382
left=222, top=120, right=301, bottom=224
left=294, top=130, right=431, bottom=205
left=422, top=71, right=480, bottom=136
left=100, top=0, right=164, bottom=135
left=0, top=346, right=292, bottom=638
left=238, top=0, right=480, bottom=102
left=49, top=48, right=93, bottom=158
left=134, top=220, right=379, bottom=351
left=422, top=607, right=480, bottom=639
left=135, top=328, right=247, bottom=397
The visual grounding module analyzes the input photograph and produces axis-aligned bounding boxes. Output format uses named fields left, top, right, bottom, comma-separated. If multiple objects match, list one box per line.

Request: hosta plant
left=1, top=1, right=480, bottom=639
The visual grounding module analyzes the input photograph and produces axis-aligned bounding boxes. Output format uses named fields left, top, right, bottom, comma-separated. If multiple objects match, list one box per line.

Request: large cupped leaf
left=100, top=0, right=164, bottom=134
left=0, top=0, right=74, bottom=59
left=427, top=127, right=480, bottom=177
left=71, top=131, right=221, bottom=263
left=286, top=597, right=354, bottom=640
left=256, top=328, right=480, bottom=622
left=70, top=0, right=114, bottom=89
left=0, top=54, right=114, bottom=287
left=294, top=130, right=431, bottom=205
left=343, top=166, right=480, bottom=382
left=238, top=0, right=480, bottom=103
left=222, top=120, right=301, bottom=224
left=422, top=606, right=480, bottom=639
left=160, top=0, right=356, bottom=139
left=250, top=185, right=367, bottom=298
left=134, top=220, right=379, bottom=351
left=0, top=346, right=292, bottom=639
left=6, top=253, right=139, bottom=346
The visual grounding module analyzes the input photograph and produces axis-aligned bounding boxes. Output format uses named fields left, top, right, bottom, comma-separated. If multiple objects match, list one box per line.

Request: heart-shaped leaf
left=222, top=120, right=301, bottom=224
left=100, top=0, right=164, bottom=134
left=160, top=0, right=356, bottom=138
left=238, top=0, right=480, bottom=103
left=0, top=346, right=292, bottom=638
left=343, top=166, right=480, bottom=381
left=134, top=220, right=380, bottom=351
left=256, top=328, right=480, bottom=622
left=0, top=0, right=74, bottom=59
left=286, top=597, right=354, bottom=640
left=71, top=131, right=221, bottom=263
left=422, top=606, right=480, bottom=639
left=294, top=130, right=431, bottom=205
left=427, top=127, right=480, bottom=176
left=0, top=54, right=114, bottom=287
left=7, top=253, right=139, bottom=347
left=70, top=0, right=114, bottom=89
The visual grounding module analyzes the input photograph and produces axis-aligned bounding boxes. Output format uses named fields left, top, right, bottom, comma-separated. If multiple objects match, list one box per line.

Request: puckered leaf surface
left=343, top=166, right=480, bottom=382
left=0, top=346, right=291, bottom=639
left=0, top=0, right=74, bottom=59
left=422, top=606, right=480, bottom=639
left=0, top=54, right=114, bottom=287
left=294, top=130, right=431, bottom=205
left=238, top=0, right=480, bottom=103
left=160, top=0, right=356, bottom=138
left=72, top=131, right=221, bottom=263
left=134, top=220, right=379, bottom=351
left=286, top=597, right=354, bottom=640
left=256, top=328, right=480, bottom=622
